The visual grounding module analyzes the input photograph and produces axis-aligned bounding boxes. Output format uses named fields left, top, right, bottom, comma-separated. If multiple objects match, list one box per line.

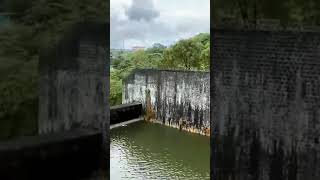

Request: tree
left=164, top=39, right=202, bottom=70
left=146, top=43, right=166, bottom=54
left=111, top=52, right=125, bottom=69
left=200, top=42, right=210, bottom=70
left=159, top=48, right=174, bottom=69
left=110, top=71, right=122, bottom=106
left=192, top=33, right=210, bottom=46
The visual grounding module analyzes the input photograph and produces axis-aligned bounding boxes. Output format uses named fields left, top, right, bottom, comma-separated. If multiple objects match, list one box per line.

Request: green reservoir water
left=110, top=121, right=210, bottom=179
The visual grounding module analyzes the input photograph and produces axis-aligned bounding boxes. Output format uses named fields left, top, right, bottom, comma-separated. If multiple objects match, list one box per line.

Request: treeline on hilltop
left=110, top=33, right=210, bottom=106
left=213, top=0, right=320, bottom=25
left=0, top=0, right=107, bottom=139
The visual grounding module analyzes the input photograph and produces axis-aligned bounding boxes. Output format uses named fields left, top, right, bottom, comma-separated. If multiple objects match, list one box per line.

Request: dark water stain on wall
left=211, top=25, right=320, bottom=180
left=123, top=69, right=210, bottom=135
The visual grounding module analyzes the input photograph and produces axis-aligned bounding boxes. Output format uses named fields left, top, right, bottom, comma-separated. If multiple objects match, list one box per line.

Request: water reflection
left=110, top=121, right=210, bottom=179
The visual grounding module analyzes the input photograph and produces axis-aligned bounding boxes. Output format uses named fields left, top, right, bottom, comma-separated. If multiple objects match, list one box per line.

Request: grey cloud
left=176, top=17, right=210, bottom=34
left=125, top=0, right=160, bottom=21
left=111, top=0, right=210, bottom=49
left=111, top=16, right=209, bottom=48
left=111, top=14, right=175, bottom=48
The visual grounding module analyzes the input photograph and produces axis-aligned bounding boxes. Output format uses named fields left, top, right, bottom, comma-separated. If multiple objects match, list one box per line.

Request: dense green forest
left=0, top=0, right=107, bottom=139
left=110, top=33, right=210, bottom=106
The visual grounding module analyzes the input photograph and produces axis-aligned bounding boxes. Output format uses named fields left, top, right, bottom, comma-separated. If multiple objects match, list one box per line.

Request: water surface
left=110, top=121, right=210, bottom=179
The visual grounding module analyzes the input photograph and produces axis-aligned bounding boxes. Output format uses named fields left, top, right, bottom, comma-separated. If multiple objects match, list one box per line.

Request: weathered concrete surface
left=38, top=21, right=109, bottom=134
left=0, top=129, right=102, bottom=180
left=110, top=103, right=142, bottom=125
left=123, top=69, right=210, bottom=135
left=211, top=28, right=320, bottom=180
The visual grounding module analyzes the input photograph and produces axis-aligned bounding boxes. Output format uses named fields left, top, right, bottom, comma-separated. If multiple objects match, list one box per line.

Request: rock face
left=38, top=22, right=109, bottom=134
left=123, top=69, right=210, bottom=135
left=211, top=28, right=320, bottom=180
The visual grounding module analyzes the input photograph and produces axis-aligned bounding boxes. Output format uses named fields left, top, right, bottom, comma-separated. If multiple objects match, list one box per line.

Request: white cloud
left=111, top=0, right=210, bottom=49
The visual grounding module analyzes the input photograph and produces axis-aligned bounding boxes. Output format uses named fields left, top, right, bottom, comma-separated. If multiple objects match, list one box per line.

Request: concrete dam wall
left=123, top=69, right=210, bottom=135
left=212, top=27, right=320, bottom=179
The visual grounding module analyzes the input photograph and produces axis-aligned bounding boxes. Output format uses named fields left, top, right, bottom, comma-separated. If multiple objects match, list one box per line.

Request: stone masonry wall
left=211, top=28, right=320, bottom=180
left=38, top=22, right=109, bottom=134
left=123, top=69, right=210, bottom=135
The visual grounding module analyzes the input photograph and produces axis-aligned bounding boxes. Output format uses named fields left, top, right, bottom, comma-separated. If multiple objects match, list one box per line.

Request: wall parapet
left=110, top=103, right=142, bottom=125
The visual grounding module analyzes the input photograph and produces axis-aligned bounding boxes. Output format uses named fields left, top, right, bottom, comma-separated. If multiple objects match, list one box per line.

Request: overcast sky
left=111, top=0, right=210, bottom=49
